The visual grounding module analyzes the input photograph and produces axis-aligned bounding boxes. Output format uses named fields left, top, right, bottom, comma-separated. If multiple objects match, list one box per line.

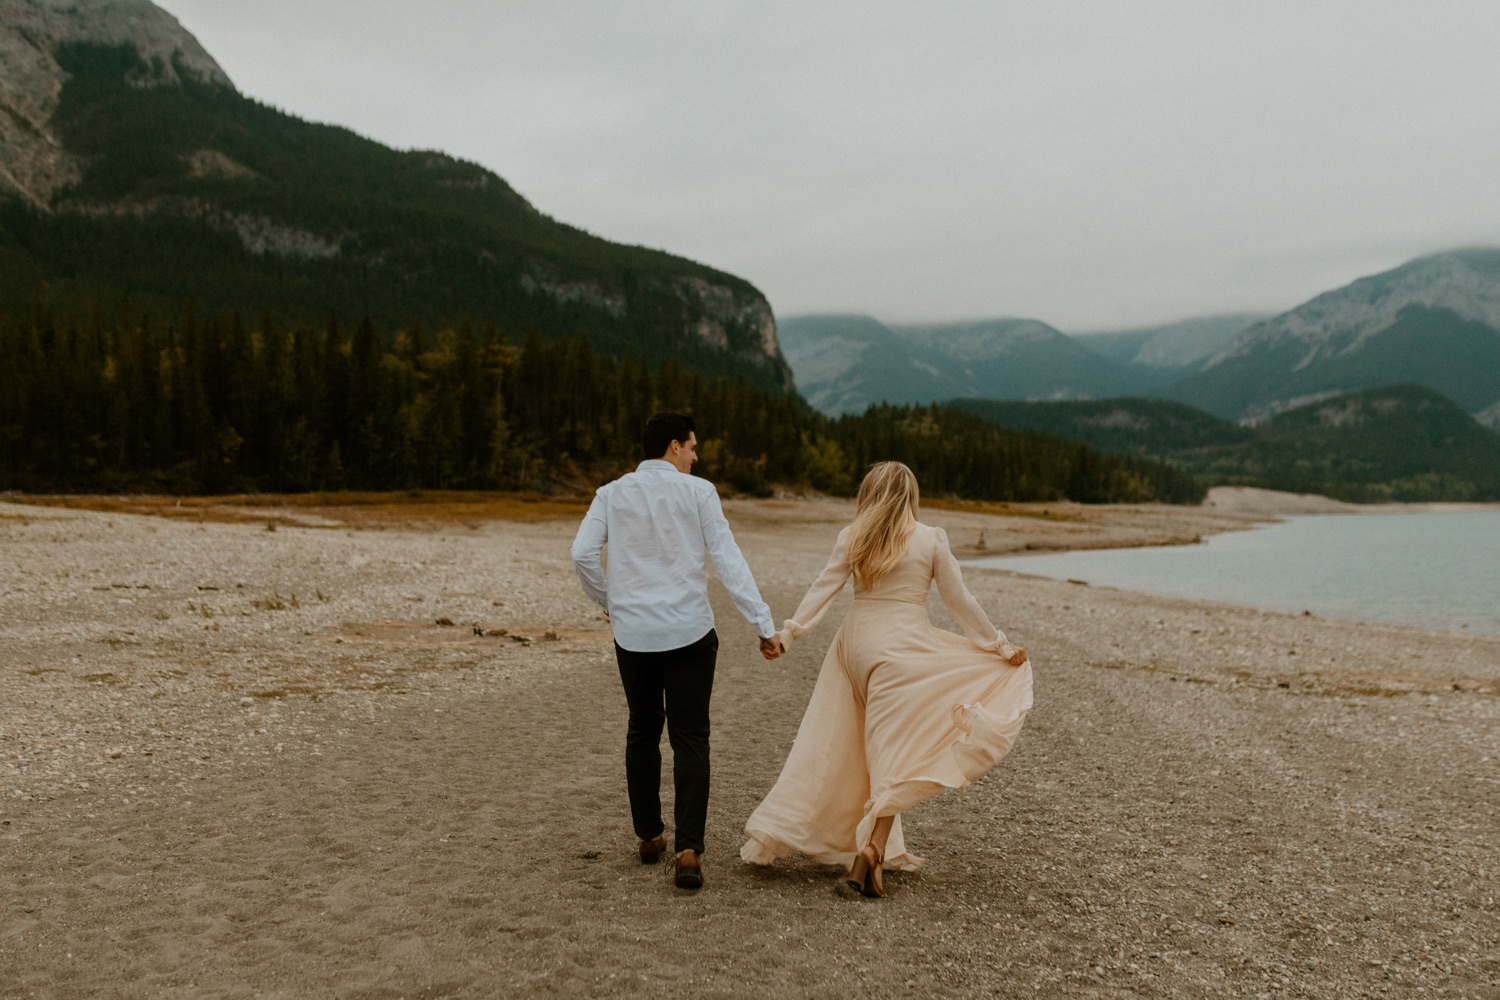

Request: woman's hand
left=1003, top=645, right=1027, bottom=667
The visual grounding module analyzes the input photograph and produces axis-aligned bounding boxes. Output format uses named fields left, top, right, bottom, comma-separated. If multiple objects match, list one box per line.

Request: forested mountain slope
left=0, top=2, right=792, bottom=390
left=958, top=385, right=1500, bottom=502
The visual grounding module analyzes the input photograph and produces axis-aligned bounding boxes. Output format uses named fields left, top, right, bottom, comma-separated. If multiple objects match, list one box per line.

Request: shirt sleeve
left=777, top=527, right=853, bottom=650
left=933, top=526, right=1018, bottom=659
left=697, top=488, right=776, bottom=639
left=569, top=492, right=609, bottom=611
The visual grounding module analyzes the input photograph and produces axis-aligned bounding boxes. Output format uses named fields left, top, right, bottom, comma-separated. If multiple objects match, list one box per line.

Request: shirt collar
left=636, top=459, right=681, bottom=474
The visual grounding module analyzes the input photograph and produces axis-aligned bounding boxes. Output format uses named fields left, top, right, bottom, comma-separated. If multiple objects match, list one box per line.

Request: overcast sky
left=154, top=0, right=1500, bottom=330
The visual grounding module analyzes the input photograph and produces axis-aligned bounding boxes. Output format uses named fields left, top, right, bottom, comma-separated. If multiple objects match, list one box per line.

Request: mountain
left=779, top=314, right=1159, bottom=415
left=950, top=397, right=1252, bottom=457
left=1158, top=250, right=1500, bottom=422
left=0, top=0, right=792, bottom=391
left=1476, top=400, right=1500, bottom=431
left=958, top=385, right=1500, bottom=502
left=1072, top=313, right=1268, bottom=374
left=892, top=319, right=1158, bottom=397
left=774, top=314, right=970, bottom=415
left=0, top=0, right=231, bottom=208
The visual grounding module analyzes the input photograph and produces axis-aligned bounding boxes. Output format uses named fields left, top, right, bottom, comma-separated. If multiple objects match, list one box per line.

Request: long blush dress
left=741, top=521, right=1033, bottom=872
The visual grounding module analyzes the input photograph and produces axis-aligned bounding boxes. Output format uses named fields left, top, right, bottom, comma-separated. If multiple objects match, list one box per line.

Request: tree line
left=0, top=301, right=1203, bottom=503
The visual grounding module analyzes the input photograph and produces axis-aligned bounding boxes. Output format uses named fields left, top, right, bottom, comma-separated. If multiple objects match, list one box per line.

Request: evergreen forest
left=0, top=302, right=1203, bottom=504
left=954, top=387, right=1500, bottom=502
left=0, top=42, right=791, bottom=393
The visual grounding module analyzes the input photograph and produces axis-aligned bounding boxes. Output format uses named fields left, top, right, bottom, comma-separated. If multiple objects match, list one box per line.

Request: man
left=571, top=412, right=781, bottom=890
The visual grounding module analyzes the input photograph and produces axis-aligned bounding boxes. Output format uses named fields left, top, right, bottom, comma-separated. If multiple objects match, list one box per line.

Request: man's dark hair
left=642, top=412, right=697, bottom=459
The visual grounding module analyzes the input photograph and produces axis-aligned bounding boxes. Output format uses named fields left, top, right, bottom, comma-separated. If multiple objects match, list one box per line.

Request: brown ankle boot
left=638, top=833, right=668, bottom=865
left=673, top=849, right=703, bottom=889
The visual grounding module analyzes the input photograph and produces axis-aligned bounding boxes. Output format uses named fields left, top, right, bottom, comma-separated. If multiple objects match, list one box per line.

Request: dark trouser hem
left=615, top=629, right=718, bottom=856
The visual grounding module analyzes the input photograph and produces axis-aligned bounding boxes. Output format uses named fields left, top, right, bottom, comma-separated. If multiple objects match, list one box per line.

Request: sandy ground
left=0, top=493, right=1496, bottom=999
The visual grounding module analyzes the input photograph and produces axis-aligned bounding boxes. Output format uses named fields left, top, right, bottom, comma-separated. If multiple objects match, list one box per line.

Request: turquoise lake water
left=970, top=510, right=1500, bottom=635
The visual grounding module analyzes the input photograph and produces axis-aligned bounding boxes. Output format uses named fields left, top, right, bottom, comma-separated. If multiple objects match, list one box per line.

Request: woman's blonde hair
left=846, top=461, right=920, bottom=588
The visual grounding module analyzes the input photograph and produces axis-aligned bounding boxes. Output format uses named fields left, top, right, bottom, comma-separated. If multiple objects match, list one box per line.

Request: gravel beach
left=1, top=493, right=1495, bottom=998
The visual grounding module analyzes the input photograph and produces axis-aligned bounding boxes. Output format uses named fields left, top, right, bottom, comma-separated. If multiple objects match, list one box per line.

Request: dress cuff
left=982, top=632, right=1019, bottom=660
left=776, top=623, right=799, bottom=649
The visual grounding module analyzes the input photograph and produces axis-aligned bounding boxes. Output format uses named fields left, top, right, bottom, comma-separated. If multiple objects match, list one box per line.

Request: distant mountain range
left=0, top=0, right=793, bottom=390
left=1159, top=249, right=1500, bottom=422
left=953, top=385, right=1500, bottom=502
left=778, top=314, right=1191, bottom=415
left=783, top=250, right=1500, bottom=426
left=1072, top=313, right=1270, bottom=372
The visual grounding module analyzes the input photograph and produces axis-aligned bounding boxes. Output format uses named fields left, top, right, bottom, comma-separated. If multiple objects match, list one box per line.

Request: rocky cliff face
left=0, top=0, right=230, bottom=206
left=0, top=1, right=793, bottom=392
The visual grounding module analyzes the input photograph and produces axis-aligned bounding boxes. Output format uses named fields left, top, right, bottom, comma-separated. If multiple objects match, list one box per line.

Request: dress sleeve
left=933, top=526, right=1019, bottom=659
left=777, top=527, right=853, bottom=649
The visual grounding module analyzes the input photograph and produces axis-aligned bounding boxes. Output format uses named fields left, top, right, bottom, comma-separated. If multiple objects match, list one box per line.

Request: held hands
left=759, top=635, right=785, bottom=660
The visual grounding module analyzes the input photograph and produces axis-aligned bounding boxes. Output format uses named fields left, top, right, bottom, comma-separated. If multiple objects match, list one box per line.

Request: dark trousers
left=614, top=629, right=718, bottom=856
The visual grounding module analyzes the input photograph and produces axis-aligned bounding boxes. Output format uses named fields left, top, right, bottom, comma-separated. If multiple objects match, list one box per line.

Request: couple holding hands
left=571, top=413, right=1033, bottom=895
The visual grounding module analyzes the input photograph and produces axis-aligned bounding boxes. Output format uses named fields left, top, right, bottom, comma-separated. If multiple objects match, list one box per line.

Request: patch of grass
left=924, top=498, right=1083, bottom=522
left=250, top=686, right=322, bottom=700
left=2, top=491, right=591, bottom=528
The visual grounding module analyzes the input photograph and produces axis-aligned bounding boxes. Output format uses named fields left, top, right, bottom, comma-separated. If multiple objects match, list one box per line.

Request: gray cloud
left=156, top=0, right=1500, bottom=329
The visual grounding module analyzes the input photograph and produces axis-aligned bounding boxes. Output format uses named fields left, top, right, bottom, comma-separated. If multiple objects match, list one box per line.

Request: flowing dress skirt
left=741, top=595, right=1033, bottom=871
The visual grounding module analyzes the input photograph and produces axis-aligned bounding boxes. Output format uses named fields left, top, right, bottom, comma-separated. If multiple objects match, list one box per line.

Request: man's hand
left=759, top=635, right=785, bottom=660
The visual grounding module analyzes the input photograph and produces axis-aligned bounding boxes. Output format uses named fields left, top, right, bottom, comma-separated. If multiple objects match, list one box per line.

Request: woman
left=741, top=462, right=1033, bottom=897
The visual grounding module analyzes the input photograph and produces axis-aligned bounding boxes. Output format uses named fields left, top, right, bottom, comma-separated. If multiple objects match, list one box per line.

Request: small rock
left=239, top=697, right=255, bottom=707
left=435, top=617, right=455, bottom=627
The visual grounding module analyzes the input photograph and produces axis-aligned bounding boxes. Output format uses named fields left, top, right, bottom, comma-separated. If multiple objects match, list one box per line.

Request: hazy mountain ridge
left=1074, top=313, right=1267, bottom=370
left=787, top=251, right=1500, bottom=424
left=779, top=313, right=1173, bottom=415
left=774, top=315, right=969, bottom=415
left=1163, top=250, right=1500, bottom=420
left=0, top=2, right=793, bottom=391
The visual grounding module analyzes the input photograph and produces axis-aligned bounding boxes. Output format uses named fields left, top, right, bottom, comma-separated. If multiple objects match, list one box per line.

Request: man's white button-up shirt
left=570, top=460, right=776, bottom=653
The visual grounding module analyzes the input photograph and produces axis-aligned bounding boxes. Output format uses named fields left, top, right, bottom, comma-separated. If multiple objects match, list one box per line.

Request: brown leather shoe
left=673, top=849, right=703, bottom=889
left=638, top=833, right=668, bottom=865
